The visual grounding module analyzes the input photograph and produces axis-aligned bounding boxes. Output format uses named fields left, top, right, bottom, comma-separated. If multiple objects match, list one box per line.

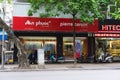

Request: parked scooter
left=97, top=52, right=113, bottom=63
left=48, top=54, right=65, bottom=63
left=48, top=54, right=56, bottom=62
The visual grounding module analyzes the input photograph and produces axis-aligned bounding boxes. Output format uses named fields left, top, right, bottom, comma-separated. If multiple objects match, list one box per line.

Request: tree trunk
left=0, top=17, right=30, bottom=69
left=72, top=14, right=77, bottom=67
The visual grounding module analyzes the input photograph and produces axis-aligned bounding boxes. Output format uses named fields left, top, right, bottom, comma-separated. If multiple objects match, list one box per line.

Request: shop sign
left=13, top=16, right=98, bottom=32
left=98, top=19, right=120, bottom=33
left=101, top=25, right=120, bottom=31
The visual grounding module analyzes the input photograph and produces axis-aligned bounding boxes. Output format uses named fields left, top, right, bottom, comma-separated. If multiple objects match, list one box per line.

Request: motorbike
left=97, top=52, right=113, bottom=63
left=48, top=54, right=65, bottom=63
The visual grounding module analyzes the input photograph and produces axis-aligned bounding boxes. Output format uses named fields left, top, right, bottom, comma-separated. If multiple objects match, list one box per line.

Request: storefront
left=94, top=19, right=120, bottom=61
left=13, top=16, right=98, bottom=63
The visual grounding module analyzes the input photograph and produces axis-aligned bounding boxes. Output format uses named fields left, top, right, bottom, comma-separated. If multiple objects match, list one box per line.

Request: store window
left=95, top=38, right=120, bottom=61
left=108, top=39, right=120, bottom=56
left=24, top=41, right=43, bottom=51
left=19, top=36, right=56, bottom=60
left=63, top=37, right=85, bottom=60
left=44, top=41, right=56, bottom=60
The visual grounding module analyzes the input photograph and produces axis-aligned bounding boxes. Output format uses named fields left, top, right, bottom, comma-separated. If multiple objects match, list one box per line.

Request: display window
left=44, top=41, right=56, bottom=60
left=95, top=38, right=120, bottom=61
left=108, top=40, right=120, bottom=56
left=63, top=37, right=86, bottom=60
left=19, top=36, right=56, bottom=61
left=24, top=41, right=43, bottom=50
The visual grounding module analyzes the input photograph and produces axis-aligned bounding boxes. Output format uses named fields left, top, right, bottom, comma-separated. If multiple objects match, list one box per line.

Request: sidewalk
left=0, top=63, right=120, bottom=72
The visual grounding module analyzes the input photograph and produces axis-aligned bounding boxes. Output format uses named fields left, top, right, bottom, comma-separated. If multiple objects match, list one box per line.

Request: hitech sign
left=98, top=19, right=120, bottom=33
left=102, top=25, right=120, bottom=31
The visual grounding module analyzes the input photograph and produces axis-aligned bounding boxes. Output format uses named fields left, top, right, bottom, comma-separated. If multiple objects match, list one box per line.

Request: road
left=0, top=69, right=120, bottom=80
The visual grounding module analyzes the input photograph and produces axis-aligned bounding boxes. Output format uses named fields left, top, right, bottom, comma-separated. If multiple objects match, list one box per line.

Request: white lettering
left=102, top=25, right=120, bottom=31
left=36, top=21, right=51, bottom=27
left=60, top=22, right=88, bottom=27
left=25, top=20, right=34, bottom=25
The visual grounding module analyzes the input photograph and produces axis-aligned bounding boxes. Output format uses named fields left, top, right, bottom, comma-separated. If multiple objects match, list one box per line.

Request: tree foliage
left=111, top=8, right=120, bottom=19
left=28, top=0, right=106, bottom=23
left=0, top=0, right=11, bottom=4
left=115, top=0, right=120, bottom=7
left=99, top=0, right=115, bottom=12
left=110, top=0, right=120, bottom=19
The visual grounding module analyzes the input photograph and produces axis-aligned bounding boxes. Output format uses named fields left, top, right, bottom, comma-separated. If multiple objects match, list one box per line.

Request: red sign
left=13, top=16, right=98, bottom=32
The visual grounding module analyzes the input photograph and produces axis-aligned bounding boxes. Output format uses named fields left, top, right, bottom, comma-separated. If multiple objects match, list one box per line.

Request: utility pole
left=1, top=0, right=6, bottom=70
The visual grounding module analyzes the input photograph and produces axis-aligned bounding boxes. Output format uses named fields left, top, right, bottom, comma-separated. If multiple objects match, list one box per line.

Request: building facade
left=12, top=1, right=120, bottom=63
left=95, top=19, right=120, bottom=61
left=13, top=16, right=98, bottom=62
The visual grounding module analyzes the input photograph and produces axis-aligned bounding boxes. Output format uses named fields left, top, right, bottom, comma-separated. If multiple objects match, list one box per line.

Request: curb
left=1, top=63, right=120, bottom=72
left=1, top=67, right=120, bottom=72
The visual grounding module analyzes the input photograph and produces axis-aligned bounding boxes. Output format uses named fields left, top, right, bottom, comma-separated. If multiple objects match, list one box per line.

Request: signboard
left=0, top=32, right=8, bottom=40
left=13, top=16, right=98, bottom=32
left=98, top=19, right=120, bottom=33
left=95, top=19, right=120, bottom=37
left=37, top=49, right=44, bottom=65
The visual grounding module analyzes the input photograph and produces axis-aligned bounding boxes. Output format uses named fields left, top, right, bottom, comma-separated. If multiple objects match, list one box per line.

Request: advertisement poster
left=75, top=40, right=82, bottom=58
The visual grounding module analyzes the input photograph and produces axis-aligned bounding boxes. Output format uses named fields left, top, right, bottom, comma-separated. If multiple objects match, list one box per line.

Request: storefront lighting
left=64, top=43, right=73, bottom=45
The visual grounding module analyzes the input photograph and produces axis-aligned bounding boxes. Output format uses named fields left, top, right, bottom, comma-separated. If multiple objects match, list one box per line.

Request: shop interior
left=19, top=36, right=88, bottom=62
left=95, top=38, right=120, bottom=61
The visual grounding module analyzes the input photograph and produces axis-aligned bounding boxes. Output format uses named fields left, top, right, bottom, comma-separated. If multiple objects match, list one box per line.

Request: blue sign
left=0, top=35, right=8, bottom=40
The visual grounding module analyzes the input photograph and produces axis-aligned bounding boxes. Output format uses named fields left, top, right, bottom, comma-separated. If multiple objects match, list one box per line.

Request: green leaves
left=28, top=9, right=33, bottom=16
left=107, top=0, right=120, bottom=20
left=56, top=2, right=64, bottom=11
left=28, top=0, right=106, bottom=23
left=0, top=0, right=11, bottom=4
left=111, top=8, right=120, bottom=20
